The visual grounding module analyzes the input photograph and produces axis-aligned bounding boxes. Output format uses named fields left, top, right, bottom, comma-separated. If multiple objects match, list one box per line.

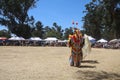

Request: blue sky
left=0, top=0, right=91, bottom=30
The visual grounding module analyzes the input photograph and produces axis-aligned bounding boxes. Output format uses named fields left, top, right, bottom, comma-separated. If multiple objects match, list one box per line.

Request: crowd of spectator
left=93, top=39, right=120, bottom=49
left=0, top=37, right=120, bottom=49
left=0, top=39, right=67, bottom=47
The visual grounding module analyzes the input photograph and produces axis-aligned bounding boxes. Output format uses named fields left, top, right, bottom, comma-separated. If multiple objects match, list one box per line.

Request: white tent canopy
left=9, top=36, right=25, bottom=40
left=109, top=39, right=118, bottom=43
left=84, top=34, right=96, bottom=40
left=84, top=34, right=96, bottom=44
left=97, top=39, right=108, bottom=43
left=0, top=37, right=7, bottom=40
left=29, top=37, right=42, bottom=41
left=63, top=40, right=68, bottom=42
left=44, top=37, right=58, bottom=43
left=58, top=40, right=68, bottom=43
left=44, top=37, right=58, bottom=41
left=88, top=36, right=96, bottom=41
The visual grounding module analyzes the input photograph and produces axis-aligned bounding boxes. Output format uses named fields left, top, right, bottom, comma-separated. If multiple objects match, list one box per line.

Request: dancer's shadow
left=79, top=65, right=96, bottom=68
left=81, top=60, right=99, bottom=64
left=75, top=70, right=120, bottom=80
left=77, top=60, right=99, bottom=68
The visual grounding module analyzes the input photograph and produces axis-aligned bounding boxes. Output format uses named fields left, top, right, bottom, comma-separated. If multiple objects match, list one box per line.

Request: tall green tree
left=64, top=27, right=73, bottom=40
left=44, top=26, right=55, bottom=38
left=44, top=22, right=64, bottom=39
left=83, top=1, right=102, bottom=40
left=83, top=0, right=120, bottom=40
left=102, top=0, right=120, bottom=39
left=0, top=0, right=38, bottom=38
left=114, top=7, right=120, bottom=38
left=53, top=22, right=64, bottom=39
left=32, top=21, right=44, bottom=38
left=0, top=29, right=11, bottom=38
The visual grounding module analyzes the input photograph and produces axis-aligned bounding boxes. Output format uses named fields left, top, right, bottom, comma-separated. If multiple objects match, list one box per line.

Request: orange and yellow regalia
left=68, top=28, right=84, bottom=67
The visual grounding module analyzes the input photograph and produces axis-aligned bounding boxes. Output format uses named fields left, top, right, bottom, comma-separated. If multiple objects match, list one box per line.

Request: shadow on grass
left=75, top=70, right=120, bottom=80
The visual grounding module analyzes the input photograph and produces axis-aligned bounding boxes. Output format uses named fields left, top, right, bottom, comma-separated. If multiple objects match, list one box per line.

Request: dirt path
left=0, top=46, right=120, bottom=80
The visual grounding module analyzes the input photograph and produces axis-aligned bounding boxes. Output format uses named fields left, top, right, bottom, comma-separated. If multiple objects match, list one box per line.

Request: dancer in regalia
left=68, top=28, right=84, bottom=67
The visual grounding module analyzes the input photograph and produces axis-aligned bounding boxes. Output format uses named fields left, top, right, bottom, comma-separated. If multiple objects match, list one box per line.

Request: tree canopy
left=31, top=21, right=44, bottom=38
left=44, top=22, right=64, bottom=40
left=83, top=0, right=120, bottom=40
left=0, top=0, right=38, bottom=38
left=0, top=0, right=120, bottom=40
left=0, top=29, right=11, bottom=38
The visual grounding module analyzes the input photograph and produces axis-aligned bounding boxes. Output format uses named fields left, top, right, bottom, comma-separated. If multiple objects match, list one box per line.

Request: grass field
left=0, top=46, right=120, bottom=80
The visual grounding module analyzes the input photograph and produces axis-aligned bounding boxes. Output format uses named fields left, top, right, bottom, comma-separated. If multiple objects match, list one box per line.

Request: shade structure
left=97, top=39, right=108, bottom=43
left=58, top=40, right=68, bottom=43
left=84, top=34, right=96, bottom=44
left=109, top=39, right=118, bottom=43
left=44, top=37, right=58, bottom=41
left=88, top=36, right=95, bottom=41
left=9, top=36, right=25, bottom=40
left=29, top=37, right=42, bottom=41
left=44, top=37, right=58, bottom=43
left=0, top=37, right=7, bottom=40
